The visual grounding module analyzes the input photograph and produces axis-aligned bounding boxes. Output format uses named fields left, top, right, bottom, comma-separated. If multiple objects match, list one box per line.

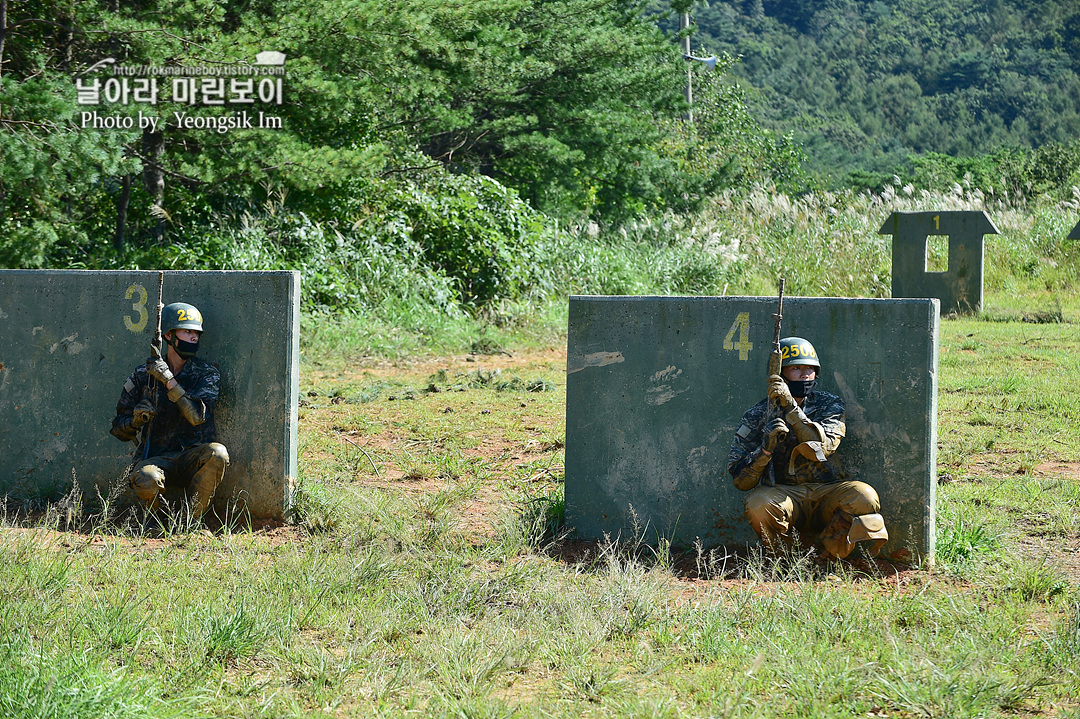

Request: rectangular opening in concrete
left=925, top=234, right=949, bottom=272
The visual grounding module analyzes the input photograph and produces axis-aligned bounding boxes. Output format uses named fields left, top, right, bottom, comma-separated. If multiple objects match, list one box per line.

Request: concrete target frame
left=880, top=210, right=999, bottom=315
left=564, top=295, right=939, bottom=563
left=0, top=270, right=300, bottom=519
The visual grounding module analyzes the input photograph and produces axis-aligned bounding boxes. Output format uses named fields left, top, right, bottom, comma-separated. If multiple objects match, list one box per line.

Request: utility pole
left=680, top=12, right=692, bottom=122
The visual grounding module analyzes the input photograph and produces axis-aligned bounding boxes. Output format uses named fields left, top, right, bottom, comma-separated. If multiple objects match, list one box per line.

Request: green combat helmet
left=161, top=302, right=204, bottom=334
left=161, top=302, right=204, bottom=358
left=779, top=337, right=819, bottom=368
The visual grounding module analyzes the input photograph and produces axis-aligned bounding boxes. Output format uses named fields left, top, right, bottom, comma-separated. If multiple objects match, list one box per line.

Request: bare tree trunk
left=57, top=15, right=73, bottom=72
left=142, top=129, right=166, bottom=243
left=106, top=0, right=123, bottom=244
left=114, top=174, right=131, bottom=250
left=0, top=0, right=5, bottom=165
left=0, top=0, right=7, bottom=82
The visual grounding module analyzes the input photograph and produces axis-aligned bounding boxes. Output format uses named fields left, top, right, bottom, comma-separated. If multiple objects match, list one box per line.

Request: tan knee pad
left=744, top=488, right=792, bottom=545
left=204, top=442, right=230, bottom=469
left=131, top=465, right=165, bottom=508
left=820, top=510, right=889, bottom=559
left=850, top=513, right=888, bottom=557
left=189, top=443, right=229, bottom=517
left=845, top=481, right=881, bottom=516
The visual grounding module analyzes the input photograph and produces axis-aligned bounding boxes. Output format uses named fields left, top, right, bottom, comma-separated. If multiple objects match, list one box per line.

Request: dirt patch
left=358, top=469, right=539, bottom=543
left=309, top=346, right=568, bottom=384
left=1016, top=535, right=1080, bottom=585
left=1033, top=461, right=1080, bottom=480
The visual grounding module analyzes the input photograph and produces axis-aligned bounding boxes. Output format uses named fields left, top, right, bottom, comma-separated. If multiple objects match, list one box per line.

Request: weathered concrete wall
left=0, top=270, right=299, bottom=519
left=565, top=296, right=939, bottom=562
left=881, top=210, right=998, bottom=315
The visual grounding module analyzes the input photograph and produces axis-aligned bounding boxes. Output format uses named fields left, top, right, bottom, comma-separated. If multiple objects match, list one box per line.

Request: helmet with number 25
left=161, top=302, right=204, bottom=334
left=779, top=337, right=819, bottom=369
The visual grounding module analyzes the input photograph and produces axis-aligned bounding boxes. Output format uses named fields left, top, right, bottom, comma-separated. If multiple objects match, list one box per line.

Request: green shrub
left=519, top=487, right=567, bottom=550
left=374, top=174, right=560, bottom=305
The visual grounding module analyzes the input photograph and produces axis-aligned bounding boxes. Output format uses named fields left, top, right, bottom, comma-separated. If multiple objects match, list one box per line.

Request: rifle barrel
left=772, top=278, right=785, bottom=346
left=151, top=270, right=164, bottom=358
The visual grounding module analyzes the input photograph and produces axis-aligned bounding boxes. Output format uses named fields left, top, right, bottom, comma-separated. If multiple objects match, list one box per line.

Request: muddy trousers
left=744, top=481, right=887, bottom=559
left=130, top=443, right=229, bottom=517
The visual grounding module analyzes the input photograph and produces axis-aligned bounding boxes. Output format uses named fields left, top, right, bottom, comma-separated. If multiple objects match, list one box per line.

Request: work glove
left=762, top=417, right=789, bottom=453
left=132, top=399, right=156, bottom=429
left=146, top=357, right=174, bottom=385
left=767, top=374, right=796, bottom=412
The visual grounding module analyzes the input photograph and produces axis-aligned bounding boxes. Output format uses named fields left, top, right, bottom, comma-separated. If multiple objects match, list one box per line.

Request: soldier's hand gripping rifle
left=761, top=278, right=788, bottom=486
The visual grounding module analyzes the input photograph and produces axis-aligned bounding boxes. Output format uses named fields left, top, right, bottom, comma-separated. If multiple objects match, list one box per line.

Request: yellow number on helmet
left=177, top=309, right=188, bottom=321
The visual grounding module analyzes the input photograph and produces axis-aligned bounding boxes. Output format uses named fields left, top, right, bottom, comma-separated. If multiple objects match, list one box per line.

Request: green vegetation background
left=2, top=0, right=1080, bottom=337
left=658, top=0, right=1080, bottom=190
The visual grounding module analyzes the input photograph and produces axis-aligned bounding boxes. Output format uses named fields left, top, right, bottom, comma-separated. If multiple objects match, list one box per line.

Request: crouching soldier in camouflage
left=111, top=302, right=229, bottom=527
left=728, top=337, right=888, bottom=559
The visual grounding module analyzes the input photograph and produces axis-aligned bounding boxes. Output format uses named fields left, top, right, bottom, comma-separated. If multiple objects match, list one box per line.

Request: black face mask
left=786, top=378, right=816, bottom=398
left=168, top=335, right=199, bottom=358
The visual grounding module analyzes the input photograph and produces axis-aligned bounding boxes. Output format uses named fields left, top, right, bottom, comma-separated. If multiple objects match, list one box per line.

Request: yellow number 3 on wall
left=124, top=284, right=149, bottom=333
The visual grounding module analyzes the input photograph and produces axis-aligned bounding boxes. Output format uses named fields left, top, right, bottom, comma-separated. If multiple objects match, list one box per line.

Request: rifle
left=140, top=271, right=165, bottom=459
left=150, top=270, right=165, bottom=361
left=763, top=278, right=785, bottom=486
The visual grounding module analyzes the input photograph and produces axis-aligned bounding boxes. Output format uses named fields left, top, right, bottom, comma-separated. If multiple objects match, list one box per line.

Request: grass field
left=5, top=185, right=1080, bottom=717
left=4, top=290, right=1080, bottom=718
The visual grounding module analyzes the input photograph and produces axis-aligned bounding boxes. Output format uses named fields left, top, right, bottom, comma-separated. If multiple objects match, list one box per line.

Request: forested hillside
left=664, top=0, right=1080, bottom=187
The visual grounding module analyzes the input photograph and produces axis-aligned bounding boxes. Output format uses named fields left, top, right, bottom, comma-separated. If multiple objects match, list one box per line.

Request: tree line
left=3, top=0, right=1077, bottom=310
left=0, top=0, right=800, bottom=275
left=666, top=0, right=1080, bottom=190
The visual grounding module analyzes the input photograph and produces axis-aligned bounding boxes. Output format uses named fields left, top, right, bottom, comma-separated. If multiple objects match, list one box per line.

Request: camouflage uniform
left=111, top=357, right=228, bottom=515
left=728, top=390, right=886, bottom=558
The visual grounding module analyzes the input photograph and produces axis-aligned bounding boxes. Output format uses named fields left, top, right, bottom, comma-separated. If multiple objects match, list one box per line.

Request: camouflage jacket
left=110, top=357, right=221, bottom=458
left=728, top=390, right=846, bottom=488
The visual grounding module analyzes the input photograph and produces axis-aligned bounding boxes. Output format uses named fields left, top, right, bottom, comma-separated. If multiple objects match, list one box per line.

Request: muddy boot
left=818, top=509, right=855, bottom=560
left=849, top=513, right=888, bottom=557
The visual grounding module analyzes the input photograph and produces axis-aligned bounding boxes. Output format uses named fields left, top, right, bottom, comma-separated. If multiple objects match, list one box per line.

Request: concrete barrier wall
left=0, top=270, right=299, bottom=519
left=565, top=296, right=939, bottom=562
left=881, top=210, right=998, bottom=315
